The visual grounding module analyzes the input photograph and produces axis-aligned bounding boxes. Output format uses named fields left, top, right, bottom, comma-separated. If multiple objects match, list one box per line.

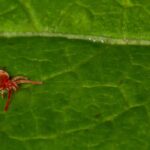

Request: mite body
left=0, top=70, right=42, bottom=111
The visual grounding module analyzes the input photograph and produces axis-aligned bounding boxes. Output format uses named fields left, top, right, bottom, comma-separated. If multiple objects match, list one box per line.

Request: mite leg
left=11, top=82, right=18, bottom=91
left=15, top=79, right=42, bottom=85
left=4, top=89, right=12, bottom=112
left=0, top=90, right=4, bottom=99
left=12, top=76, right=28, bottom=81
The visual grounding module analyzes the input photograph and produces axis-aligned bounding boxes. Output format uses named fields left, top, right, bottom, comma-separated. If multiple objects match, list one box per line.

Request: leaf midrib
left=0, top=32, right=150, bottom=46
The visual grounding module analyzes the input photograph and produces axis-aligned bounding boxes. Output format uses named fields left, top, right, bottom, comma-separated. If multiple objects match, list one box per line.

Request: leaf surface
left=0, top=0, right=150, bottom=150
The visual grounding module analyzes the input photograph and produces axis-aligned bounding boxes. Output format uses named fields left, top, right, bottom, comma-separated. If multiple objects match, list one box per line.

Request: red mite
left=0, top=70, right=42, bottom=112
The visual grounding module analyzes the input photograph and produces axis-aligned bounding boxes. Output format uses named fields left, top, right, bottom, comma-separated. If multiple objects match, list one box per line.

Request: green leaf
left=0, top=0, right=149, bottom=150
left=0, top=0, right=150, bottom=39
left=0, top=37, right=149, bottom=150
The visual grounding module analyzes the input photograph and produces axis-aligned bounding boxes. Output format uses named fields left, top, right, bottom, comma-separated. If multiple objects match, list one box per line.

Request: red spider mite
left=0, top=70, right=42, bottom=112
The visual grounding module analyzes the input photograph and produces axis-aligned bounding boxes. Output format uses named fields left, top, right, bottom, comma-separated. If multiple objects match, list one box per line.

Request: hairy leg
left=12, top=76, right=28, bottom=81
left=15, top=79, right=42, bottom=85
left=0, top=90, right=4, bottom=99
left=4, top=89, right=12, bottom=111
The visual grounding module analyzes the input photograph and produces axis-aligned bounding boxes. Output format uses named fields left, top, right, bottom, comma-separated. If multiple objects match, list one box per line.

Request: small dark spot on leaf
left=94, top=113, right=101, bottom=119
